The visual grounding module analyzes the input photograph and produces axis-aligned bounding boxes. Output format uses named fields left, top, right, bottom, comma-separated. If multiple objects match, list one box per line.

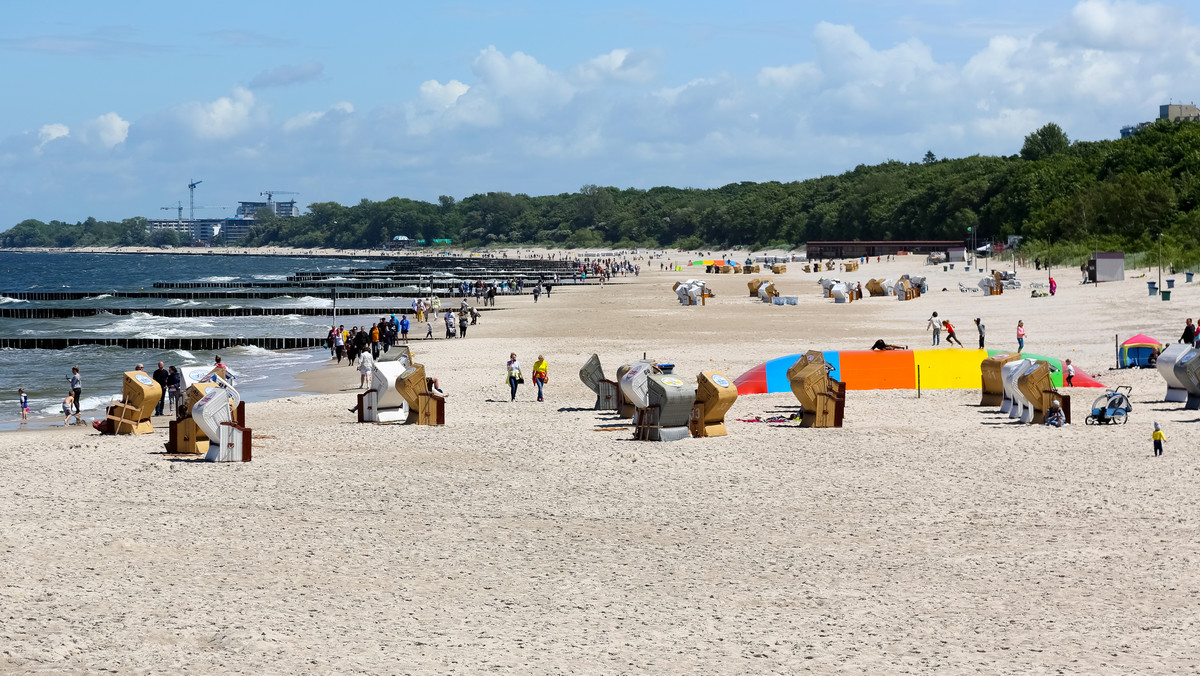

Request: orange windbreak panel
left=838, top=350, right=916, bottom=390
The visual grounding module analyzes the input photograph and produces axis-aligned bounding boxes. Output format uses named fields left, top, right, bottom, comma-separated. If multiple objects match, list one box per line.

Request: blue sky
left=3, top=0, right=1199, bottom=228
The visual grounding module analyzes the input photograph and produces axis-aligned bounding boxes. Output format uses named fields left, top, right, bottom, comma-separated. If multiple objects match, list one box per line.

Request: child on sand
left=942, top=320, right=964, bottom=347
left=1065, top=359, right=1075, bottom=386
left=1152, top=423, right=1165, bottom=456
left=62, top=392, right=80, bottom=425
left=19, top=388, right=29, bottom=422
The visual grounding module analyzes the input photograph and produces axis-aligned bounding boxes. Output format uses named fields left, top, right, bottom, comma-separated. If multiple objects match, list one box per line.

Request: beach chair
left=786, top=351, right=845, bottom=428
left=396, top=363, right=445, bottom=425
left=580, top=353, right=618, bottom=410
left=1017, top=361, right=1069, bottom=424
left=165, top=381, right=218, bottom=453
left=99, top=371, right=162, bottom=435
left=980, top=353, right=1020, bottom=406
left=690, top=371, right=739, bottom=437
left=638, top=374, right=695, bottom=441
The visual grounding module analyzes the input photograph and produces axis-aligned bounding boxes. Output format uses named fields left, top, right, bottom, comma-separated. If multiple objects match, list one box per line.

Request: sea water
left=0, top=250, right=406, bottom=430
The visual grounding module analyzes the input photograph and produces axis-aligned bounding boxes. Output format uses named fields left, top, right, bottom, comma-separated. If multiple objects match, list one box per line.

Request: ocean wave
left=39, top=394, right=113, bottom=416
left=290, top=296, right=333, bottom=308
left=166, top=299, right=202, bottom=306
left=173, top=349, right=197, bottom=361
left=0, top=296, right=29, bottom=304
left=75, top=313, right=217, bottom=338
left=83, top=294, right=113, bottom=300
left=197, top=276, right=237, bottom=282
left=252, top=274, right=288, bottom=281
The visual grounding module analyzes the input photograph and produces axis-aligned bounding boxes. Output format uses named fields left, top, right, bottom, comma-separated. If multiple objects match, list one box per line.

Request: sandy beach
left=3, top=251, right=1199, bottom=673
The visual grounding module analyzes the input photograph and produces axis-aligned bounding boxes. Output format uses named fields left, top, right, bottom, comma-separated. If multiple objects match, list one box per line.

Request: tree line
left=5, top=120, right=1200, bottom=268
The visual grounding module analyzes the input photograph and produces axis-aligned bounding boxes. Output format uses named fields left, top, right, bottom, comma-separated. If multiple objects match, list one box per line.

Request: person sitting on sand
left=871, top=339, right=906, bottom=351
left=1044, top=400, right=1066, bottom=428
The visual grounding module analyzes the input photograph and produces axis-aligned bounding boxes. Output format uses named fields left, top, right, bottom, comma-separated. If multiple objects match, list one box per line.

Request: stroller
left=1085, top=386, right=1133, bottom=425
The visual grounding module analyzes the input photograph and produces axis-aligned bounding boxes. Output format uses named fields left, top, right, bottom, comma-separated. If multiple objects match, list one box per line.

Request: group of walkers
left=926, top=312, right=1027, bottom=353
left=506, top=353, right=550, bottom=402
left=327, top=315, right=413, bottom=365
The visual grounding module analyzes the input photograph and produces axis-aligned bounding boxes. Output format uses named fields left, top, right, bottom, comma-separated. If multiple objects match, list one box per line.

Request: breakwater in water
left=0, top=306, right=505, bottom=319
left=0, top=337, right=328, bottom=350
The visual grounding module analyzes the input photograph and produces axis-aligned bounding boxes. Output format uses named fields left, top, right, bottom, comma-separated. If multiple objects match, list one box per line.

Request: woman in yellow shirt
left=532, top=355, right=549, bottom=402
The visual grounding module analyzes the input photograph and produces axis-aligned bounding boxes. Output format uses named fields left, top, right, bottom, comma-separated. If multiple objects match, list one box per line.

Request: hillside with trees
left=4, top=121, right=1200, bottom=268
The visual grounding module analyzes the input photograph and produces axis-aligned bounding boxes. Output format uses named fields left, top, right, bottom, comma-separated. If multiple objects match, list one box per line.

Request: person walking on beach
left=927, top=312, right=941, bottom=346
left=153, top=361, right=169, bottom=416
left=424, top=322, right=433, bottom=339
left=166, top=366, right=182, bottom=414
left=67, top=366, right=82, bottom=415
left=975, top=318, right=986, bottom=349
left=400, top=315, right=410, bottom=344
left=19, top=388, right=29, bottom=422
left=506, top=353, right=522, bottom=402
left=334, top=325, right=346, bottom=363
left=1065, top=359, right=1075, bottom=386
left=1152, top=422, right=1165, bottom=456
left=358, top=349, right=373, bottom=389
left=1181, top=318, right=1195, bottom=346
left=532, top=355, right=549, bottom=402
left=1017, top=320, right=1026, bottom=353
left=458, top=309, right=469, bottom=338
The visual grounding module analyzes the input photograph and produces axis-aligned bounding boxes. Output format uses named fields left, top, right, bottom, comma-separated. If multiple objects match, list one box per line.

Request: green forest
left=5, top=121, right=1200, bottom=268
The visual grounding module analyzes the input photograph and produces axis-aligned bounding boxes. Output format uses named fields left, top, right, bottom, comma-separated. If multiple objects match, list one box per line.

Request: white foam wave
left=84, top=294, right=113, bottom=300
left=197, top=276, right=237, bottom=282
left=79, top=313, right=216, bottom=338
left=0, top=296, right=29, bottom=304
left=173, top=349, right=197, bottom=361
left=291, top=296, right=333, bottom=308
left=252, top=274, right=288, bottom=281
left=39, top=394, right=113, bottom=415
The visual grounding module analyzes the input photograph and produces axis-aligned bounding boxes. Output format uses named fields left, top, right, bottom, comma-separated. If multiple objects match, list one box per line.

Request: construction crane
left=188, top=179, right=203, bottom=220
left=161, top=201, right=184, bottom=222
left=260, top=189, right=298, bottom=204
left=160, top=203, right=227, bottom=221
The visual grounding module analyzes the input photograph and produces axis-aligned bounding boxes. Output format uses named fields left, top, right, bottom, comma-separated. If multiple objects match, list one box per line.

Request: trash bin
left=943, top=265, right=948, bottom=272
left=1148, top=282, right=1158, bottom=296
left=1188, top=271, right=1195, bottom=283
left=1162, top=290, right=1172, bottom=301
left=949, top=263, right=955, bottom=270
left=1167, top=278, right=1176, bottom=289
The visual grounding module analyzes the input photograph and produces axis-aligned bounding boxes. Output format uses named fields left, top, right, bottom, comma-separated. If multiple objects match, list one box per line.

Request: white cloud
left=178, top=86, right=257, bottom=140
left=1062, top=0, right=1189, bottom=50
left=757, top=62, right=821, bottom=90
left=573, top=49, right=654, bottom=83
left=974, top=108, right=1045, bottom=137
left=82, top=112, right=129, bottom=148
left=472, top=46, right=574, bottom=115
left=283, top=101, right=355, bottom=133
left=36, top=123, right=69, bottom=151
left=419, top=79, right=469, bottom=109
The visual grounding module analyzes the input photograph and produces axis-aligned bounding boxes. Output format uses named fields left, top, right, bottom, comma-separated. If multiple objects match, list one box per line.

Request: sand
left=3, top=252, right=1199, bottom=674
